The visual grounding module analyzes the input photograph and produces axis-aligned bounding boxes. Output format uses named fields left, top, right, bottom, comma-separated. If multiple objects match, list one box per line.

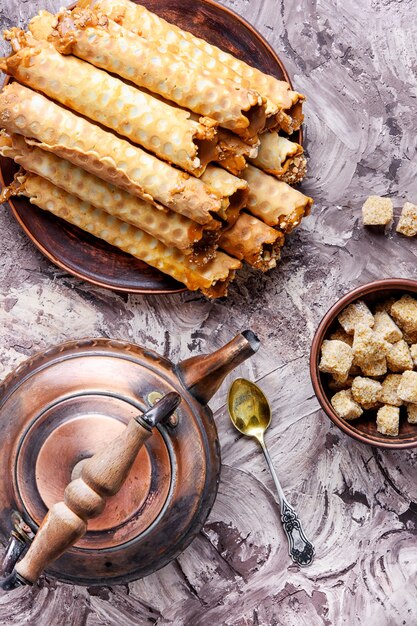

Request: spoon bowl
left=228, top=378, right=271, bottom=440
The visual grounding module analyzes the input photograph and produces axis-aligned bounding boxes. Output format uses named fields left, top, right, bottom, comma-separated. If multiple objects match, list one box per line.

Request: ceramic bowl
left=310, top=278, right=417, bottom=449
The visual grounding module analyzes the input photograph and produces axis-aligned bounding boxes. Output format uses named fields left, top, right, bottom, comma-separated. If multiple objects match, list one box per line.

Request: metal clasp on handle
left=1, top=511, right=35, bottom=590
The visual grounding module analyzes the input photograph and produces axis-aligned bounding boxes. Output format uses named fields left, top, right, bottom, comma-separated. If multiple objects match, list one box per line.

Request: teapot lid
left=0, top=338, right=220, bottom=585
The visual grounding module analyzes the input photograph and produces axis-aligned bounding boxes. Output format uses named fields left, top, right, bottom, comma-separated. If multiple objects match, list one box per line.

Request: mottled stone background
left=0, top=0, right=417, bottom=624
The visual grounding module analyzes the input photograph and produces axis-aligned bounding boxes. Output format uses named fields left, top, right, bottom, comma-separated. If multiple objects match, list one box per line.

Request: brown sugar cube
left=351, top=376, right=382, bottom=410
left=407, top=404, right=417, bottom=424
left=391, top=295, right=417, bottom=335
left=319, top=340, right=353, bottom=380
left=376, top=405, right=400, bottom=436
left=338, top=301, right=374, bottom=335
left=373, top=311, right=403, bottom=343
left=329, top=326, right=353, bottom=346
left=361, top=356, right=387, bottom=377
left=362, top=195, right=393, bottom=226
left=398, top=371, right=417, bottom=404
left=375, top=298, right=396, bottom=315
left=396, top=202, right=417, bottom=237
left=331, top=389, right=363, bottom=421
left=380, top=374, right=403, bottom=407
left=352, top=324, right=388, bottom=366
left=386, top=340, right=413, bottom=373
left=410, top=344, right=417, bottom=367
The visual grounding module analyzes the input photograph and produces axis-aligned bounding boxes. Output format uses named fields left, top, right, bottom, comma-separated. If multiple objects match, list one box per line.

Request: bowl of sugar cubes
left=311, top=279, right=417, bottom=448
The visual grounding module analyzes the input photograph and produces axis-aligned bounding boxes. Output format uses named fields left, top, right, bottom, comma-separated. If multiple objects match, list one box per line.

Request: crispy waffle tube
left=251, top=133, right=307, bottom=184
left=29, top=8, right=267, bottom=142
left=215, top=130, right=258, bottom=176
left=220, top=212, right=284, bottom=272
left=243, top=165, right=313, bottom=233
left=2, top=32, right=218, bottom=176
left=0, top=83, right=226, bottom=227
left=0, top=133, right=219, bottom=264
left=90, top=0, right=304, bottom=133
left=201, top=166, right=248, bottom=226
left=14, top=173, right=241, bottom=298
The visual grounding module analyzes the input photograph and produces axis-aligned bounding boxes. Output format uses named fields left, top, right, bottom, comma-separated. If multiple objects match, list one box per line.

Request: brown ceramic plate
left=311, top=279, right=417, bottom=449
left=0, top=0, right=298, bottom=295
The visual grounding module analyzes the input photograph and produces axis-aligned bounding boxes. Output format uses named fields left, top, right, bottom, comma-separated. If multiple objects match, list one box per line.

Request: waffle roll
left=12, top=173, right=240, bottom=298
left=215, top=130, right=258, bottom=176
left=0, top=83, right=231, bottom=227
left=2, top=32, right=219, bottom=177
left=243, top=165, right=313, bottom=233
left=220, top=212, right=284, bottom=272
left=201, top=166, right=248, bottom=226
left=90, top=0, right=304, bottom=133
left=251, top=132, right=307, bottom=184
left=29, top=8, right=267, bottom=143
left=0, top=133, right=219, bottom=264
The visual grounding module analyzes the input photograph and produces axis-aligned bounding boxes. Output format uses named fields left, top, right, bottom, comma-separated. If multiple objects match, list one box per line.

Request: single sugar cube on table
left=331, top=389, right=363, bottom=421
left=396, top=202, right=417, bottom=237
left=373, top=311, right=403, bottom=343
left=398, top=371, right=417, bottom=404
left=407, top=404, right=417, bottom=424
left=319, top=339, right=353, bottom=380
left=410, top=344, right=417, bottom=366
left=386, top=340, right=413, bottom=373
left=391, top=295, right=417, bottom=335
left=351, top=376, right=382, bottom=410
left=338, top=301, right=374, bottom=335
left=376, top=405, right=400, bottom=436
left=352, top=324, right=388, bottom=366
left=362, top=195, right=393, bottom=226
left=380, top=374, right=403, bottom=407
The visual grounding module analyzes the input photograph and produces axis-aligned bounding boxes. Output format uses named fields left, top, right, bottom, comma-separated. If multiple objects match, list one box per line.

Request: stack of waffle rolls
left=0, top=0, right=313, bottom=297
left=0, top=83, right=231, bottom=226
left=0, top=133, right=219, bottom=264
left=27, top=8, right=307, bottom=183
left=14, top=172, right=241, bottom=299
left=29, top=8, right=267, bottom=143
left=88, top=0, right=304, bottom=133
left=2, top=30, right=219, bottom=177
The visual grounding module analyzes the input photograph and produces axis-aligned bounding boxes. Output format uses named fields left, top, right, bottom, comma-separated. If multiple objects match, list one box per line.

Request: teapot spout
left=177, top=330, right=260, bottom=405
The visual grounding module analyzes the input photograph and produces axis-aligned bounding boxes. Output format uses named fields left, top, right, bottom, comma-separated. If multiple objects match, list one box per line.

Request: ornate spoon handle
left=258, top=437, right=314, bottom=566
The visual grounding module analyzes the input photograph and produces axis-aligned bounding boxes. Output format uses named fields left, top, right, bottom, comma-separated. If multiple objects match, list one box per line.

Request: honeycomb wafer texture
left=242, top=165, right=312, bottom=233
left=2, top=32, right=219, bottom=176
left=0, top=133, right=219, bottom=263
left=92, top=0, right=304, bottom=132
left=0, top=83, right=226, bottom=226
left=31, top=7, right=268, bottom=142
left=16, top=173, right=241, bottom=298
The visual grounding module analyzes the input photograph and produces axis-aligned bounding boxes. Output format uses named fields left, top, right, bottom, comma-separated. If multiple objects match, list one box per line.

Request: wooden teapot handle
left=5, top=392, right=180, bottom=588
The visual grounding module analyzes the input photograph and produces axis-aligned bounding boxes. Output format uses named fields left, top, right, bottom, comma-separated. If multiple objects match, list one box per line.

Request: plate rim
left=0, top=0, right=299, bottom=295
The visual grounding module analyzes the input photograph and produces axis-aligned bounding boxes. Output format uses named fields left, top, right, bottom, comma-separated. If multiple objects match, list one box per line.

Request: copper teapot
left=0, top=331, right=259, bottom=589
